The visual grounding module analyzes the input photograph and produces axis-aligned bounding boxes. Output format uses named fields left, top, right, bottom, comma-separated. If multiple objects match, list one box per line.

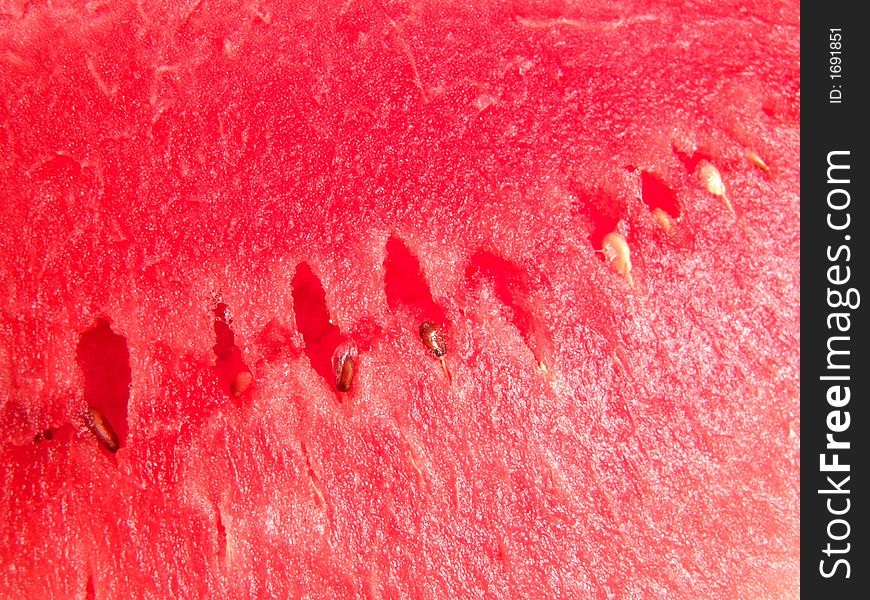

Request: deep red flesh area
left=1, top=1, right=799, bottom=598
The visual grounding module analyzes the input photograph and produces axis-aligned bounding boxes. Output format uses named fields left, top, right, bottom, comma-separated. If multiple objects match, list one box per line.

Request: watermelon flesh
left=1, top=0, right=799, bottom=598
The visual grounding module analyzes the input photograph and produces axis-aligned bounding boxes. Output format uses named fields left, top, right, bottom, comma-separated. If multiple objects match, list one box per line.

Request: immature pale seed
left=601, top=231, right=634, bottom=287
left=652, top=208, right=676, bottom=235
left=419, top=321, right=447, bottom=358
left=699, top=161, right=734, bottom=215
left=231, top=370, right=253, bottom=397
left=87, top=406, right=119, bottom=453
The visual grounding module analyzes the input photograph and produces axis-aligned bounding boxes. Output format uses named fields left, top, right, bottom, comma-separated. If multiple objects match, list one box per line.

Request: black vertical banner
left=802, top=3, right=868, bottom=596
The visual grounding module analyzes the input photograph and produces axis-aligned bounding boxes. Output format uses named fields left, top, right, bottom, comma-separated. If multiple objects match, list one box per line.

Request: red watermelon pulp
left=1, top=0, right=799, bottom=597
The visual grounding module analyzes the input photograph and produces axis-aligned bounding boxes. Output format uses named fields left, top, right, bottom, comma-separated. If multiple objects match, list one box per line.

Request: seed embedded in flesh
left=745, top=149, right=770, bottom=173
left=698, top=161, right=734, bottom=215
left=230, top=370, right=253, bottom=397
left=337, top=356, right=355, bottom=392
left=601, top=231, right=634, bottom=288
left=652, top=208, right=676, bottom=235
left=86, top=407, right=120, bottom=453
left=419, top=321, right=447, bottom=357
left=333, top=341, right=358, bottom=393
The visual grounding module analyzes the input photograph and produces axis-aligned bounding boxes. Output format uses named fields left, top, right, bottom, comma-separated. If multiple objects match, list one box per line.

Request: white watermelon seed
left=601, top=232, right=634, bottom=288
left=699, top=161, right=734, bottom=215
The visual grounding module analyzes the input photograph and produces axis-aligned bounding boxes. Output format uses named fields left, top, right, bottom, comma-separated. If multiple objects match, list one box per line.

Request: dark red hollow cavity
left=640, top=171, right=681, bottom=218
left=466, top=250, right=553, bottom=366
left=33, top=429, right=53, bottom=444
left=384, top=236, right=445, bottom=324
left=291, top=262, right=344, bottom=390
left=672, top=144, right=714, bottom=173
left=76, top=319, right=131, bottom=451
left=215, top=508, right=227, bottom=562
left=213, top=303, right=253, bottom=397
left=589, top=216, right=620, bottom=252
left=570, top=188, right=624, bottom=252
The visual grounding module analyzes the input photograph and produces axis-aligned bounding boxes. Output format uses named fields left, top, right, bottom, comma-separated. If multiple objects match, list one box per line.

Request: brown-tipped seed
left=87, top=407, right=119, bottom=453
left=332, top=341, right=358, bottom=393
left=419, top=321, right=447, bottom=358
left=336, top=354, right=355, bottom=392
left=745, top=149, right=770, bottom=173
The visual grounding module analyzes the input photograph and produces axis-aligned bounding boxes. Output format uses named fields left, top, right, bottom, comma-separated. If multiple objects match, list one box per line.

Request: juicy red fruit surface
left=1, top=1, right=799, bottom=598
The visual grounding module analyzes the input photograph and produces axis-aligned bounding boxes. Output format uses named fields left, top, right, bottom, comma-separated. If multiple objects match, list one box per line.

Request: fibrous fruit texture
left=1, top=1, right=799, bottom=598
